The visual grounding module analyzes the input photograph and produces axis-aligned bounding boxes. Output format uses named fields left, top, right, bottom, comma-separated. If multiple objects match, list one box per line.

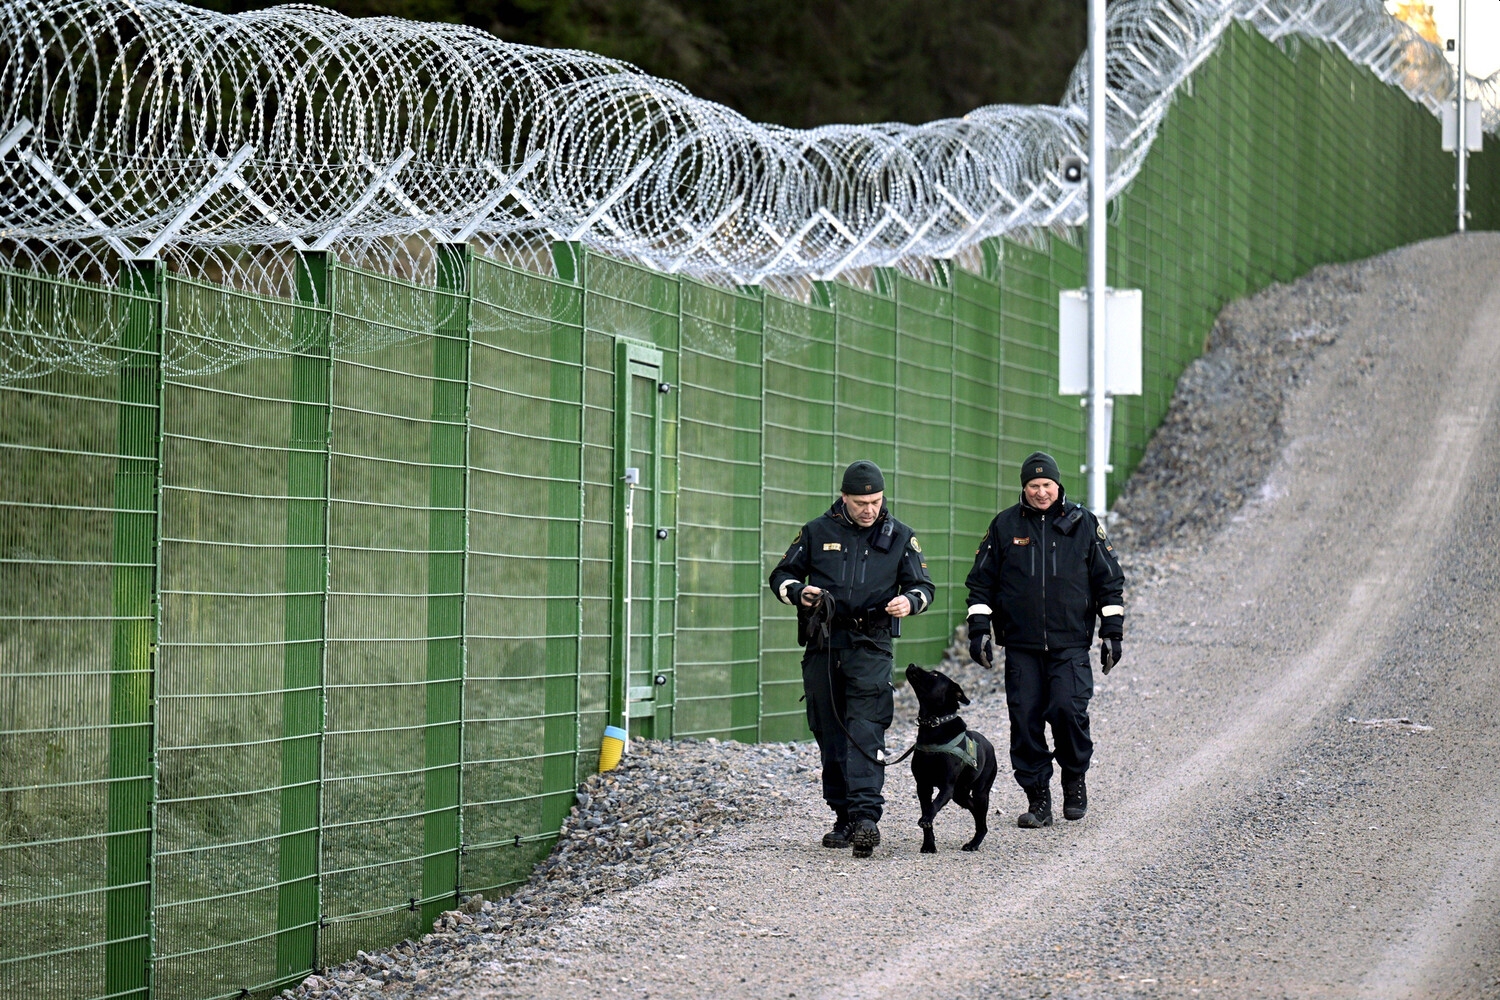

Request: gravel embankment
left=281, top=740, right=823, bottom=999
left=1107, top=259, right=1383, bottom=588
left=282, top=234, right=1500, bottom=1000
left=1112, top=264, right=1359, bottom=548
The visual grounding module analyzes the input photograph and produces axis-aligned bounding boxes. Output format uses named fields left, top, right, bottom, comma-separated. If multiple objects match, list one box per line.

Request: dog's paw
left=920, top=843, right=937, bottom=854
left=960, top=841, right=981, bottom=852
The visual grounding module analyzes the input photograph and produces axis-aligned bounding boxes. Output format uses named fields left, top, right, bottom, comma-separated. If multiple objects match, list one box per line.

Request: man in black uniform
left=769, top=460, right=935, bottom=858
left=964, top=451, right=1124, bottom=828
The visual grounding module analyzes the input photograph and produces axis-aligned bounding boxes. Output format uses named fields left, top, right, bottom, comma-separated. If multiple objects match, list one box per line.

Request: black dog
left=905, top=665, right=998, bottom=853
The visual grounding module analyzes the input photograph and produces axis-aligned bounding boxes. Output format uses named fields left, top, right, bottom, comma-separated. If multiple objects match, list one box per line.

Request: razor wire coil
left=0, top=0, right=1496, bottom=378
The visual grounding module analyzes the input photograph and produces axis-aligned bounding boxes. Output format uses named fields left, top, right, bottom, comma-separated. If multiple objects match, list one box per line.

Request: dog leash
left=810, top=591, right=917, bottom=769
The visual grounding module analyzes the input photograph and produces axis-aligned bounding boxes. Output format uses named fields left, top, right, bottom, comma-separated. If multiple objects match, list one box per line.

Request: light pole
left=1087, top=0, right=1109, bottom=515
left=1456, top=0, right=1468, bottom=231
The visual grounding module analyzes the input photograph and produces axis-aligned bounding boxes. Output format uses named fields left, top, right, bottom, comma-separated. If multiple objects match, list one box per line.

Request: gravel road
left=285, top=232, right=1500, bottom=1000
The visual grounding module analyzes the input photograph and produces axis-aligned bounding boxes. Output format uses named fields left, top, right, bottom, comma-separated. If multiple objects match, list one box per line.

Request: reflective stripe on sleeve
left=967, top=603, right=992, bottom=617
left=1100, top=605, right=1124, bottom=616
left=778, top=579, right=795, bottom=604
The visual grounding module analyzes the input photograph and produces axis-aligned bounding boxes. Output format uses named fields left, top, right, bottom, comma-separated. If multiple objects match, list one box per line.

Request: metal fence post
left=550, top=240, right=587, bottom=776
left=735, top=285, right=766, bottom=741
left=424, top=243, right=472, bottom=923
left=810, top=279, right=837, bottom=485
left=107, top=258, right=163, bottom=1000
left=542, top=246, right=583, bottom=806
left=278, top=250, right=333, bottom=981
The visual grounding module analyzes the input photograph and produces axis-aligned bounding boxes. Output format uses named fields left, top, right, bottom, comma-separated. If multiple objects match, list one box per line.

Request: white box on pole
left=1442, top=103, right=1483, bottom=152
left=1058, top=287, right=1142, bottom=396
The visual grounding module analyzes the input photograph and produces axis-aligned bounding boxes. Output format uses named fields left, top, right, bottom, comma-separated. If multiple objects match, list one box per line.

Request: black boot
left=850, top=818, right=881, bottom=858
left=1017, top=783, right=1053, bottom=828
left=1062, top=775, right=1087, bottom=821
left=822, top=815, right=853, bottom=849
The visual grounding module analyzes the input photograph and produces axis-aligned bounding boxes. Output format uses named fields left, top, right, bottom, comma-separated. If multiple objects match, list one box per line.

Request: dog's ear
left=954, top=682, right=970, bottom=706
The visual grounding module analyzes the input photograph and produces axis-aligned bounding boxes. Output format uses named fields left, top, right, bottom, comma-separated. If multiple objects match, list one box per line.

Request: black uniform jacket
left=769, top=500, right=936, bottom=649
left=964, top=489, right=1125, bottom=651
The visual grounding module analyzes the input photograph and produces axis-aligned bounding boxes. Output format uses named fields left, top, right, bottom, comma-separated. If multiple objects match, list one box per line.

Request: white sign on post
left=1442, top=103, right=1484, bottom=152
left=1058, top=288, right=1143, bottom=396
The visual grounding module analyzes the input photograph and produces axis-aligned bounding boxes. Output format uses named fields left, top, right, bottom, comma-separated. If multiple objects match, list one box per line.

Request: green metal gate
left=612, top=340, right=673, bottom=739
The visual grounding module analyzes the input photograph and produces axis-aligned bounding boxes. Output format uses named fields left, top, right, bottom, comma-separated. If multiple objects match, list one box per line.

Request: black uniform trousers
left=1004, top=645, right=1094, bottom=789
left=801, top=639, right=895, bottom=823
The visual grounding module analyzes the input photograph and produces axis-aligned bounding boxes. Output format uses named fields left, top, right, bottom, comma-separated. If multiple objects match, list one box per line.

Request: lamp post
left=1087, top=0, right=1109, bottom=514
left=1456, top=0, right=1468, bottom=232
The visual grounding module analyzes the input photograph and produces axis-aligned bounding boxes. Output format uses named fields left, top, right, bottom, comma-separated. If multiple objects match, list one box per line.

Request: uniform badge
left=1096, top=524, right=1107, bottom=540
left=1012, top=536, right=1030, bottom=546
left=823, top=542, right=842, bottom=551
left=909, top=536, right=922, bottom=553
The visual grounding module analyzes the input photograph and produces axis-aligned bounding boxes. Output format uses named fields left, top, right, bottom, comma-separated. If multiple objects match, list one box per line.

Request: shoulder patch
left=909, top=536, right=922, bottom=553
left=1096, top=523, right=1107, bottom=540
left=792, top=529, right=801, bottom=544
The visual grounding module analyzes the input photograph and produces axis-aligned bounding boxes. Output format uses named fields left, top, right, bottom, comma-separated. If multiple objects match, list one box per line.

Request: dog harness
left=915, top=730, right=980, bottom=770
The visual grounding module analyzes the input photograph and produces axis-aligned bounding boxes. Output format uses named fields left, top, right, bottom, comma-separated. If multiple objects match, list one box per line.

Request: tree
left=189, top=0, right=1088, bottom=128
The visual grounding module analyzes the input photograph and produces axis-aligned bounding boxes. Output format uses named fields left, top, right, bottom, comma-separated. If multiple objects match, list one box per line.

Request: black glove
left=968, top=615, right=994, bottom=669
left=1100, top=638, right=1122, bottom=674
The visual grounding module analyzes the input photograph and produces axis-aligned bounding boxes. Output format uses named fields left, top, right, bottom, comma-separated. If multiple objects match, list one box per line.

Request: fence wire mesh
left=2, top=14, right=1500, bottom=1000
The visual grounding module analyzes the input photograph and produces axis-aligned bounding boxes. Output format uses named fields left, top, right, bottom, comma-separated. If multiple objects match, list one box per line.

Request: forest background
left=186, top=0, right=1089, bottom=128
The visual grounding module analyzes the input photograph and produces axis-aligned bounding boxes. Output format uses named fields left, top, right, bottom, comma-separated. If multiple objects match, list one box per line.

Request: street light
left=1458, top=0, right=1467, bottom=232
left=1087, top=0, right=1109, bottom=515
left=1442, top=2, right=1482, bottom=230
left=1074, top=0, right=1141, bottom=517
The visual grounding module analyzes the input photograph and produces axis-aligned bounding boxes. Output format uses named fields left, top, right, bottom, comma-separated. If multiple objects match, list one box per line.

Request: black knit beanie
left=1019, top=451, right=1062, bottom=486
left=841, top=460, right=885, bottom=495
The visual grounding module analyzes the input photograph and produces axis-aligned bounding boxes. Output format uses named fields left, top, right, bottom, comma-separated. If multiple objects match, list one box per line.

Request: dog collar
left=917, top=711, right=961, bottom=727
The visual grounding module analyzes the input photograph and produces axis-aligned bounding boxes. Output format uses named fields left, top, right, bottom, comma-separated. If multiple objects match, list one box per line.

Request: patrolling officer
left=770, top=460, right=935, bottom=858
left=964, top=451, right=1124, bottom=828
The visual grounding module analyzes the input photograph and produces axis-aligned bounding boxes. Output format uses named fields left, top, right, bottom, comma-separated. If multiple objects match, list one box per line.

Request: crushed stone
left=279, top=739, right=821, bottom=999
left=1107, top=258, right=1393, bottom=585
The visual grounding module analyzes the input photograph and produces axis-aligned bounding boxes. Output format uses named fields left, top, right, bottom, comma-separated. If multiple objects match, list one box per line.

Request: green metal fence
left=2, top=22, right=1498, bottom=1000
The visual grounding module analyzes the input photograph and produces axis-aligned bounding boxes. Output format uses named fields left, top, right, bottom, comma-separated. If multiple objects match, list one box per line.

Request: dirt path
left=450, top=233, right=1500, bottom=1000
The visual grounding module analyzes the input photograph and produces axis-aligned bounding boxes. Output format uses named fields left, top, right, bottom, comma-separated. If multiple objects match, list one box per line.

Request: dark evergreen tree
left=189, top=0, right=1087, bottom=128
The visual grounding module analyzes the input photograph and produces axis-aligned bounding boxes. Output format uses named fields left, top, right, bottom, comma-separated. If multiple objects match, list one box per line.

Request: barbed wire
left=0, top=0, right=1495, bottom=379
